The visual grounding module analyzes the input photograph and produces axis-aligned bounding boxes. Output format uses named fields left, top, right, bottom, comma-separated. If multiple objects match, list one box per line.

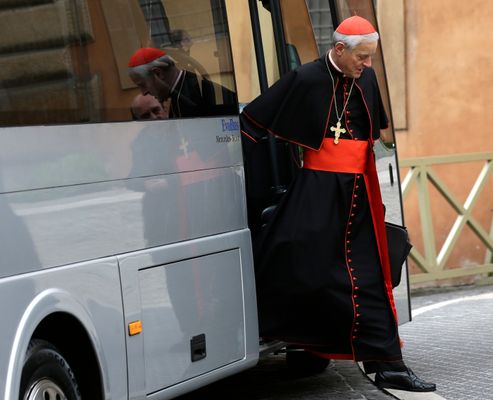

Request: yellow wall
left=399, top=0, right=493, bottom=156
left=380, top=0, right=493, bottom=281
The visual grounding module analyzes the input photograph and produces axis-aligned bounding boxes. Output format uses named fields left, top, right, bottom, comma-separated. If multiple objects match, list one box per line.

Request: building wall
left=379, top=0, right=493, bottom=283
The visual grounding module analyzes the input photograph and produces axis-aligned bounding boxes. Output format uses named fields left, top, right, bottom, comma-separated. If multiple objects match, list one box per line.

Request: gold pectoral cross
left=330, top=121, right=346, bottom=144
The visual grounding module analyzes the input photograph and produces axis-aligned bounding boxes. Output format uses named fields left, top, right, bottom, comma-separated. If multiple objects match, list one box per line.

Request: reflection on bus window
left=128, top=47, right=236, bottom=119
left=131, top=94, right=170, bottom=120
left=0, top=0, right=238, bottom=127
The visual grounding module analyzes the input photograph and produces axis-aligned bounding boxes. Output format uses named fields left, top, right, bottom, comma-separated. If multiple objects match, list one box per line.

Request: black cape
left=240, top=55, right=402, bottom=362
left=170, top=71, right=237, bottom=118
left=240, top=56, right=387, bottom=149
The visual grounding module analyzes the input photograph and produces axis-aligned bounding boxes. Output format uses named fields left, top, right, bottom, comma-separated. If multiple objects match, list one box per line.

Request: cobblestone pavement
left=176, top=355, right=396, bottom=400
left=176, top=284, right=493, bottom=400
left=398, top=284, right=493, bottom=400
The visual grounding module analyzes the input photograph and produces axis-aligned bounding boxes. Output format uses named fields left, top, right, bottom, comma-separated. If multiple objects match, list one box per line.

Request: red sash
left=303, top=138, right=397, bottom=321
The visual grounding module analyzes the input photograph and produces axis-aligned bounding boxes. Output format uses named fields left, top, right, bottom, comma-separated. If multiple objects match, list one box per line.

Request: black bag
left=385, top=222, right=412, bottom=288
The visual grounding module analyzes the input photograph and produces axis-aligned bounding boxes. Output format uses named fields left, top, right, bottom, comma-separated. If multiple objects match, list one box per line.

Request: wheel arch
left=32, top=312, right=104, bottom=399
left=5, top=289, right=107, bottom=400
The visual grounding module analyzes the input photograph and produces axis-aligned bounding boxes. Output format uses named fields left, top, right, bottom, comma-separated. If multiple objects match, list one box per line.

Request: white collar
left=328, top=50, right=343, bottom=73
left=170, top=70, right=184, bottom=93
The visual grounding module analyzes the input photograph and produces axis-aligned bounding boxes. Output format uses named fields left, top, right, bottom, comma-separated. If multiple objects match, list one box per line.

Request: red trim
left=240, top=129, right=258, bottom=143
left=241, top=111, right=322, bottom=151
left=346, top=177, right=359, bottom=359
left=309, top=351, right=354, bottom=360
left=342, top=79, right=354, bottom=139
left=355, top=82, right=374, bottom=143
left=241, top=110, right=265, bottom=130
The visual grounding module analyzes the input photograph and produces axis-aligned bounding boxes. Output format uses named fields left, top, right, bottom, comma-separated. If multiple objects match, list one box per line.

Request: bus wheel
left=20, top=339, right=81, bottom=400
left=285, top=348, right=330, bottom=374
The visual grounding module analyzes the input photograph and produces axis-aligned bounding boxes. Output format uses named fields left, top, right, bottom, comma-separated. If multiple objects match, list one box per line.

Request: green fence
left=399, top=152, right=493, bottom=284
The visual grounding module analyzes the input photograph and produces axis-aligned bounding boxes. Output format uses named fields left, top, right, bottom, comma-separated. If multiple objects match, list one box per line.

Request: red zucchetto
left=128, top=48, right=166, bottom=67
left=335, top=16, right=376, bottom=35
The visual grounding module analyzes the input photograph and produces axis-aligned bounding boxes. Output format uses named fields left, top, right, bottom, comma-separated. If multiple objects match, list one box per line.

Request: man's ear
left=334, top=42, right=346, bottom=56
left=151, top=66, right=163, bottom=79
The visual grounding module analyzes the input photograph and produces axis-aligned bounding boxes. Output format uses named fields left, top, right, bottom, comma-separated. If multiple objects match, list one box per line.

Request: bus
left=0, top=0, right=410, bottom=399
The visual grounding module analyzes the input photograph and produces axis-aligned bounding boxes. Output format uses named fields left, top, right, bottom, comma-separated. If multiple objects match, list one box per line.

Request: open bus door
left=227, top=0, right=411, bottom=326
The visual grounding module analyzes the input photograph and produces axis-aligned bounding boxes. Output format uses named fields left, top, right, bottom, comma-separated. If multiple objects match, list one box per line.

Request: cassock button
left=356, top=321, right=360, bottom=325
left=356, top=185, right=360, bottom=189
left=356, top=313, right=361, bottom=317
left=349, top=129, right=353, bottom=133
left=354, top=194, right=358, bottom=198
left=354, top=286, right=360, bottom=290
left=352, top=204, right=357, bottom=208
left=351, top=213, right=355, bottom=217
left=347, top=249, right=351, bottom=253
left=349, top=259, right=353, bottom=263
left=347, top=119, right=351, bottom=124
left=353, top=276, right=357, bottom=281
left=352, top=336, right=357, bottom=340
left=347, top=231, right=352, bottom=235
left=349, top=222, right=353, bottom=225
left=353, top=294, right=358, bottom=298
left=347, top=111, right=351, bottom=115
left=347, top=240, right=350, bottom=244
left=355, top=304, right=360, bottom=308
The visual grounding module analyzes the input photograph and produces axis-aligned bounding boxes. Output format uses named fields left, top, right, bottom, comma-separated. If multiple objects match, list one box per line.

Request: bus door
left=228, top=0, right=411, bottom=324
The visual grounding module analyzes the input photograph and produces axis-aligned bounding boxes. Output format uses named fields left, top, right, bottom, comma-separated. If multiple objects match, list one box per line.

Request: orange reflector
left=128, top=320, right=143, bottom=336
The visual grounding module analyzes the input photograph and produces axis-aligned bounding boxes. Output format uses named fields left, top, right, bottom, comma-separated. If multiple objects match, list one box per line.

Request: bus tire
left=286, top=348, right=330, bottom=374
left=20, top=339, right=81, bottom=400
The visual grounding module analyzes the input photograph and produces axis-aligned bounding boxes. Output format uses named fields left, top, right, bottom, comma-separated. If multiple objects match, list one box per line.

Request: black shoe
left=375, top=368, right=436, bottom=392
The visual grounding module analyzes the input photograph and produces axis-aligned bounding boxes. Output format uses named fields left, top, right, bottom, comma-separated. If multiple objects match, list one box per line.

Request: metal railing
left=399, top=152, right=493, bottom=284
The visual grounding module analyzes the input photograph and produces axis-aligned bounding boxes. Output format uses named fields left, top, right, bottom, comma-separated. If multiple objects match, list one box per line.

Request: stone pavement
left=176, top=284, right=493, bottom=400
left=177, top=353, right=397, bottom=400
left=395, top=284, right=493, bottom=400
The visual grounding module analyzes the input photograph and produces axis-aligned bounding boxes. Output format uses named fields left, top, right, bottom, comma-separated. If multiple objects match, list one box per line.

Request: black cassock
left=240, top=54, right=403, bottom=362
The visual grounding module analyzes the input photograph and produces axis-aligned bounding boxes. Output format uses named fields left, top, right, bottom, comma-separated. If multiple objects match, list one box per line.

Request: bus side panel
left=119, top=230, right=259, bottom=399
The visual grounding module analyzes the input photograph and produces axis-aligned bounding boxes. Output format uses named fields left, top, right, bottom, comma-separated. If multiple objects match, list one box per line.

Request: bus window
left=0, top=0, right=238, bottom=127
left=279, top=0, right=320, bottom=68
left=226, top=0, right=280, bottom=105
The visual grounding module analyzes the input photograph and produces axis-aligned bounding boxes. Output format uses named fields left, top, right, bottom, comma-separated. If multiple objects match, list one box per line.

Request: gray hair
left=332, top=31, right=379, bottom=50
left=128, top=55, right=176, bottom=77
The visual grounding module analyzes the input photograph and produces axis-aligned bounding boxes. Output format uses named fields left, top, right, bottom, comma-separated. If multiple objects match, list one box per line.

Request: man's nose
left=363, top=58, right=372, bottom=68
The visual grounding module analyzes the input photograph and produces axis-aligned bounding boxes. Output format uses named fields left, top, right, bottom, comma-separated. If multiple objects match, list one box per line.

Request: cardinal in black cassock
left=240, top=16, right=436, bottom=392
